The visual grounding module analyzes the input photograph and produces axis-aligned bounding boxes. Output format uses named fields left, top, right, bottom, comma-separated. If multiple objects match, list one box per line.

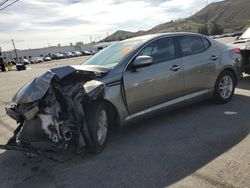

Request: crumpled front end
left=1, top=66, right=106, bottom=160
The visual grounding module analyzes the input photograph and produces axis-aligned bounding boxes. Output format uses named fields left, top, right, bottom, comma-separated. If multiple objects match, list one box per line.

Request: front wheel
left=85, top=101, right=109, bottom=153
left=213, top=71, right=236, bottom=104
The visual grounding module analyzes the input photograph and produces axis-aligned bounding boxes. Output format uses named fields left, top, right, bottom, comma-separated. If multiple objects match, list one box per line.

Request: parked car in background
left=16, top=63, right=26, bottom=71
left=72, top=51, right=82, bottom=57
left=63, top=52, right=74, bottom=58
left=19, top=58, right=30, bottom=65
left=82, top=50, right=92, bottom=56
left=30, top=57, right=43, bottom=64
left=71, top=52, right=77, bottom=57
left=2, top=33, right=242, bottom=156
left=229, top=27, right=250, bottom=74
left=90, top=50, right=98, bottom=55
left=52, top=53, right=64, bottom=60
left=43, top=55, right=52, bottom=61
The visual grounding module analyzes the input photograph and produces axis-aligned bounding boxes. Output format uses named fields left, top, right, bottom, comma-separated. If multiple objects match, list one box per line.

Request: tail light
left=229, top=48, right=242, bottom=68
left=231, top=48, right=241, bottom=54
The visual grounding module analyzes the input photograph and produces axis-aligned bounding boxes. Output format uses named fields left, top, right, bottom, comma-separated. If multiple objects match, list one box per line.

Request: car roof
left=123, top=32, right=206, bottom=43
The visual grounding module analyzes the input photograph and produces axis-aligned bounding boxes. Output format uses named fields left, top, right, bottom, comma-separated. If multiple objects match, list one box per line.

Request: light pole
left=11, top=39, right=18, bottom=62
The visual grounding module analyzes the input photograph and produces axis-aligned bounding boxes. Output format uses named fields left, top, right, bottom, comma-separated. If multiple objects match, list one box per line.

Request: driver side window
left=138, top=37, right=176, bottom=63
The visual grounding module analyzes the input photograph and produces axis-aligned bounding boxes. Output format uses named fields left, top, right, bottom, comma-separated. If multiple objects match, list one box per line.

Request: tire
left=213, top=70, right=236, bottom=104
left=85, top=101, right=109, bottom=153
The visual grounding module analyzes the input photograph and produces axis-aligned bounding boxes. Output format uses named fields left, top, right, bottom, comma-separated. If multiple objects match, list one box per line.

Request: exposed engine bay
left=1, top=65, right=107, bottom=160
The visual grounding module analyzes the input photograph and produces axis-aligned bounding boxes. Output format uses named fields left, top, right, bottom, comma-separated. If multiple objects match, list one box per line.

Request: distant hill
left=104, top=30, right=136, bottom=42
left=188, top=0, right=250, bottom=30
left=103, top=0, right=250, bottom=42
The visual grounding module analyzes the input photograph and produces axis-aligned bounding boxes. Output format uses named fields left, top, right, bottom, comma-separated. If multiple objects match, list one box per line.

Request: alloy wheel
left=219, top=75, right=233, bottom=99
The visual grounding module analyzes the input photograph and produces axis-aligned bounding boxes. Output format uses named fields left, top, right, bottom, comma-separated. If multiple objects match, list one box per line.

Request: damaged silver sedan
left=1, top=33, right=242, bottom=158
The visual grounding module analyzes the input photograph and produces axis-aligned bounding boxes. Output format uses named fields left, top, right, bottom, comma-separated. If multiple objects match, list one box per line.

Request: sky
left=0, top=0, right=223, bottom=51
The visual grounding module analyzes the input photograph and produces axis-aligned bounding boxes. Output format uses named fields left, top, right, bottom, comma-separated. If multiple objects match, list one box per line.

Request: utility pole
left=11, top=39, right=18, bottom=62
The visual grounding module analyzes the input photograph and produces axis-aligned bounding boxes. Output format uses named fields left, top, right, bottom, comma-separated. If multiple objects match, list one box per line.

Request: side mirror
left=133, top=56, right=153, bottom=68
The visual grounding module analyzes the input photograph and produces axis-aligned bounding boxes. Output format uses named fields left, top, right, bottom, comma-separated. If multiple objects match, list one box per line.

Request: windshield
left=241, top=28, right=250, bottom=39
left=82, top=40, right=144, bottom=68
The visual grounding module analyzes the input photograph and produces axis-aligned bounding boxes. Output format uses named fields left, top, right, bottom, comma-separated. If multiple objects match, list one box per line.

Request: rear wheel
left=86, top=101, right=109, bottom=153
left=213, top=71, right=236, bottom=104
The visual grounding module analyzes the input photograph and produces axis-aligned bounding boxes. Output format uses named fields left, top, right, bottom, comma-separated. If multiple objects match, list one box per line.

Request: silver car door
left=123, top=37, right=184, bottom=115
left=177, top=36, right=219, bottom=95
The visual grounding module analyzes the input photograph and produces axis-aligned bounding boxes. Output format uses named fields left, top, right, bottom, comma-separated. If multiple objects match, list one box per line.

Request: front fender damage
left=1, top=68, right=106, bottom=161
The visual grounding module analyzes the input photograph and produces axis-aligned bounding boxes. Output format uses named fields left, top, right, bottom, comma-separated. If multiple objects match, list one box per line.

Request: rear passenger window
left=139, top=37, right=175, bottom=63
left=202, top=37, right=211, bottom=50
left=178, top=36, right=205, bottom=56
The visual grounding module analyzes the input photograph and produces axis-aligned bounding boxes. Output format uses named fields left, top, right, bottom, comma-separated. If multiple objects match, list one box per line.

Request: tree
left=76, top=42, right=84, bottom=46
left=210, top=22, right=224, bottom=35
left=198, top=24, right=209, bottom=35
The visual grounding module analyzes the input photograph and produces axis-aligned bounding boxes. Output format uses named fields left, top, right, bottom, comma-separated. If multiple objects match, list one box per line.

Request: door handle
left=210, top=55, right=218, bottom=61
left=170, top=65, right=181, bottom=72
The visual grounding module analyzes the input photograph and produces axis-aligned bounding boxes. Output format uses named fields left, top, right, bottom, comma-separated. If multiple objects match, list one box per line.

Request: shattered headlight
left=5, top=102, right=39, bottom=121
left=83, top=80, right=104, bottom=93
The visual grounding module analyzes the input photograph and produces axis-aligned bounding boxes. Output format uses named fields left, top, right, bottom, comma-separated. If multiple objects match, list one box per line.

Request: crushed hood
left=12, top=65, right=109, bottom=104
left=50, top=65, right=110, bottom=80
